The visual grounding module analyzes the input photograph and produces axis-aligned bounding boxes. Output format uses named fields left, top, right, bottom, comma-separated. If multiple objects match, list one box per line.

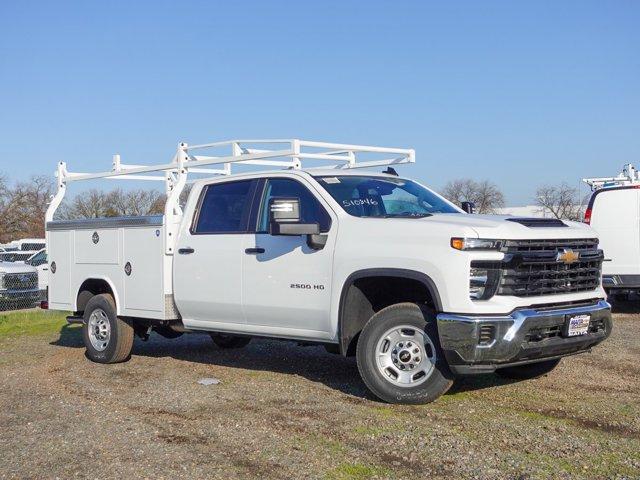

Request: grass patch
left=370, top=406, right=396, bottom=418
left=0, top=310, right=75, bottom=337
left=438, top=390, right=473, bottom=403
left=354, top=425, right=386, bottom=437
left=518, top=410, right=553, bottom=422
left=325, top=462, right=390, bottom=480
left=296, top=433, right=346, bottom=456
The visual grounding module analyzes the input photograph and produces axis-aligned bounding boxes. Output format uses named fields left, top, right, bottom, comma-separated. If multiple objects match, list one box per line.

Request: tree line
left=0, top=175, right=168, bottom=243
left=441, top=178, right=587, bottom=220
left=0, top=174, right=587, bottom=244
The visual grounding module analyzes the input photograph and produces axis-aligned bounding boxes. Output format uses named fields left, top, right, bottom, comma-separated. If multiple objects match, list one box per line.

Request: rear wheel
left=356, top=303, right=453, bottom=404
left=496, top=358, right=561, bottom=380
left=82, top=294, right=134, bottom=364
left=209, top=333, right=251, bottom=349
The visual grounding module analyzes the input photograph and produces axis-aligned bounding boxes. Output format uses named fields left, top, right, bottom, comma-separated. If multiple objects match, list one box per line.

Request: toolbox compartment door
left=122, top=227, right=165, bottom=313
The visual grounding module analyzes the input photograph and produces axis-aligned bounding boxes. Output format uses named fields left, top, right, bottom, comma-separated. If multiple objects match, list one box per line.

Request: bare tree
left=535, top=183, right=585, bottom=221
left=441, top=178, right=505, bottom=214
left=58, top=189, right=111, bottom=219
left=0, top=175, right=54, bottom=243
left=58, top=188, right=166, bottom=220
left=104, top=189, right=165, bottom=217
left=0, top=172, right=189, bottom=242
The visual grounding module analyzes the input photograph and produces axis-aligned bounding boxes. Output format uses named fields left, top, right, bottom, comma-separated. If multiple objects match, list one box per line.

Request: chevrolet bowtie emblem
left=556, top=248, right=579, bottom=265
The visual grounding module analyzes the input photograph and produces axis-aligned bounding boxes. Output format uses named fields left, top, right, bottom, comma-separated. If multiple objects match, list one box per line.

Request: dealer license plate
left=565, top=314, right=591, bottom=337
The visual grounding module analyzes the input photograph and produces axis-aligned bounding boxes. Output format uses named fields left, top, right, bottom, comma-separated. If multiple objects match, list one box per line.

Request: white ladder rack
left=582, top=163, right=639, bottom=191
left=45, top=139, right=415, bottom=254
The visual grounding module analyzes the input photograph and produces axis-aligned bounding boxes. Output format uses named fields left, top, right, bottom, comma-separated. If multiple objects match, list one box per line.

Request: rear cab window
left=192, top=180, right=259, bottom=234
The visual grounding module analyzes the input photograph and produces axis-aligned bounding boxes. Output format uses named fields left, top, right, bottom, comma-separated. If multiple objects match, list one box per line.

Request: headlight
left=469, top=266, right=501, bottom=300
left=451, top=238, right=503, bottom=251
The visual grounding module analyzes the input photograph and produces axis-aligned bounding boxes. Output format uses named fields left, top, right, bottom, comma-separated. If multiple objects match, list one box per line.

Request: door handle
left=245, top=247, right=265, bottom=255
left=178, top=247, right=195, bottom=255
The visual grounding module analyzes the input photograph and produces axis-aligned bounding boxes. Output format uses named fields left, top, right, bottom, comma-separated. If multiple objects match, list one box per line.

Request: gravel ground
left=0, top=305, right=639, bottom=480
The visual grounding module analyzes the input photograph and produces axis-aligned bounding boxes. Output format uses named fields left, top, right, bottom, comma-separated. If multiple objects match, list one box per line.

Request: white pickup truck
left=45, top=139, right=612, bottom=404
left=0, top=261, right=40, bottom=310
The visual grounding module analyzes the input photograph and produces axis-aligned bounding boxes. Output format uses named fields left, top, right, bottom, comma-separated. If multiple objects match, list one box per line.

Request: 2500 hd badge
left=290, top=283, right=325, bottom=290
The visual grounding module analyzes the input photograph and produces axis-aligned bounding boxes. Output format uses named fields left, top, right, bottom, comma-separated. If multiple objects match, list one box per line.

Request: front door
left=242, top=177, right=336, bottom=338
left=174, top=179, right=259, bottom=328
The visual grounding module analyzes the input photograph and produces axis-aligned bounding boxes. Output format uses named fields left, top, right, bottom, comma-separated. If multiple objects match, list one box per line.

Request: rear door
left=241, top=176, right=336, bottom=338
left=174, top=179, right=260, bottom=328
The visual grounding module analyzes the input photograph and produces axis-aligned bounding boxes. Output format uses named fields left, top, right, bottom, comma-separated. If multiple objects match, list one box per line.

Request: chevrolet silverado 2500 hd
left=45, top=140, right=612, bottom=404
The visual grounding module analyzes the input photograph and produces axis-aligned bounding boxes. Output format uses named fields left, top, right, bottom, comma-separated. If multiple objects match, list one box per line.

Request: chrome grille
left=2, top=272, right=38, bottom=290
left=497, top=238, right=602, bottom=297
left=501, top=238, right=599, bottom=253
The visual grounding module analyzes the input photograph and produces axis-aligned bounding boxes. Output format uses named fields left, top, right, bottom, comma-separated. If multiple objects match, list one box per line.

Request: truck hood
left=0, top=262, right=38, bottom=274
left=423, top=214, right=596, bottom=240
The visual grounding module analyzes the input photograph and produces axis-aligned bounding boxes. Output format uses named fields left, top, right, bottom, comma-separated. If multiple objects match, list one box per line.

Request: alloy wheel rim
left=88, top=308, right=111, bottom=352
left=375, top=325, right=436, bottom=387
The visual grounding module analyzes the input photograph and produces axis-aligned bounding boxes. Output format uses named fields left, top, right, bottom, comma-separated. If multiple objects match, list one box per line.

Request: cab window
left=193, top=180, right=257, bottom=234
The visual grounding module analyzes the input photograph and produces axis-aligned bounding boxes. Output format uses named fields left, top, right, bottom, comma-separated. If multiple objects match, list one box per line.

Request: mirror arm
left=307, top=234, right=328, bottom=251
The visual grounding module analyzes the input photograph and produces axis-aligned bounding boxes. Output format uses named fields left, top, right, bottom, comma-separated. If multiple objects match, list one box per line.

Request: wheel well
left=339, top=272, right=439, bottom=356
left=76, top=279, right=115, bottom=314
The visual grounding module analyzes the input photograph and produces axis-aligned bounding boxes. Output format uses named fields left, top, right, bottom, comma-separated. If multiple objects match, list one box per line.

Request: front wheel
left=356, top=303, right=453, bottom=404
left=496, top=358, right=561, bottom=380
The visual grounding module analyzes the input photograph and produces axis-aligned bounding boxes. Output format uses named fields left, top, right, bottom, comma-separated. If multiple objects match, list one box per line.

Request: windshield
left=316, top=175, right=460, bottom=218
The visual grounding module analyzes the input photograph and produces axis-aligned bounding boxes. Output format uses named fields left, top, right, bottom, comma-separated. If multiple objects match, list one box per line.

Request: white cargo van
left=584, top=164, right=640, bottom=293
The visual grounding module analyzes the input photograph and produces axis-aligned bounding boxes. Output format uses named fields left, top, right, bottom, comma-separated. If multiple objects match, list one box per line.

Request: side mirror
left=461, top=201, right=476, bottom=214
left=269, top=197, right=320, bottom=236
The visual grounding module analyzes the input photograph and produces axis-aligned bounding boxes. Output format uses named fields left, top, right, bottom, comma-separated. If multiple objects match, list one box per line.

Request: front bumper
left=436, top=299, right=612, bottom=375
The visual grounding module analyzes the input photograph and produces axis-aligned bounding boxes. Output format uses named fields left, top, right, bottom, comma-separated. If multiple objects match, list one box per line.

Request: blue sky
left=0, top=1, right=638, bottom=205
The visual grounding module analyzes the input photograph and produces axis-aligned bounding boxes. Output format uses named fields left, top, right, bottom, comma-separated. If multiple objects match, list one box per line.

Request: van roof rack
left=45, top=139, right=415, bottom=253
left=582, top=163, right=639, bottom=191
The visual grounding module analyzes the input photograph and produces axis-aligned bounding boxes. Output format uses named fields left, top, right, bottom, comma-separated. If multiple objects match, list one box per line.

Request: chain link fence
left=0, top=269, right=45, bottom=312
left=1, top=242, right=47, bottom=312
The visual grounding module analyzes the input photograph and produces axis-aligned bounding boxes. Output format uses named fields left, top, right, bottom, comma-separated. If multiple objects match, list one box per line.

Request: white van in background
left=584, top=164, right=640, bottom=295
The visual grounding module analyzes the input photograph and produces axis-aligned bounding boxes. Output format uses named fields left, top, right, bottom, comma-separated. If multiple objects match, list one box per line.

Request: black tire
left=496, top=358, right=561, bottom=380
left=82, top=294, right=134, bottom=364
left=356, top=303, right=453, bottom=404
left=209, top=333, right=251, bottom=349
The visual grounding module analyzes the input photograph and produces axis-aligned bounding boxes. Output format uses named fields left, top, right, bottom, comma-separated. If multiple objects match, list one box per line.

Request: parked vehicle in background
left=0, top=238, right=46, bottom=263
left=0, top=239, right=48, bottom=302
left=3, top=238, right=46, bottom=252
left=584, top=164, right=640, bottom=297
left=46, top=139, right=612, bottom=404
left=25, top=249, right=49, bottom=292
left=0, top=261, right=40, bottom=311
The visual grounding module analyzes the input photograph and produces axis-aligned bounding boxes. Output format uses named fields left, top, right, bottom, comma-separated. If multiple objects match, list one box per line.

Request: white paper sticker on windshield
left=322, top=177, right=341, bottom=184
